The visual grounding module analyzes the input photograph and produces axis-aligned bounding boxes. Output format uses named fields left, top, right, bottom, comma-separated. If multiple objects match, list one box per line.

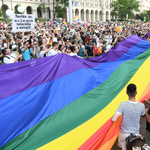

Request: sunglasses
left=34, top=43, right=37, bottom=45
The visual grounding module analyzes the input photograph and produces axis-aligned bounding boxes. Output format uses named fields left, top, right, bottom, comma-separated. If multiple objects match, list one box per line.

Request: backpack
left=125, top=134, right=145, bottom=150
left=94, top=46, right=98, bottom=56
left=98, top=46, right=102, bottom=55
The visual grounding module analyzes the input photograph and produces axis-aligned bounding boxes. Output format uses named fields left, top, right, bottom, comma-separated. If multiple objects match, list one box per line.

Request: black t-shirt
left=81, top=36, right=86, bottom=45
left=9, top=44, right=12, bottom=50
left=102, top=46, right=107, bottom=54
left=80, top=31, right=84, bottom=35
left=0, top=49, right=3, bottom=62
left=146, top=108, right=150, bottom=132
left=63, top=37, right=67, bottom=42
left=85, top=44, right=94, bottom=56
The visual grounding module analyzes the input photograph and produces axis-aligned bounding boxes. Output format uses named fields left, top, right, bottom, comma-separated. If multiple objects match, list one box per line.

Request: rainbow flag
left=1, top=35, right=150, bottom=150
left=0, top=38, right=2, bottom=46
left=73, top=15, right=80, bottom=24
left=50, top=39, right=53, bottom=46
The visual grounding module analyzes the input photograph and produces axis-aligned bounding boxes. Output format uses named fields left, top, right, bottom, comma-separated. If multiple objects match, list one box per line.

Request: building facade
left=66, top=0, right=111, bottom=22
left=1, top=0, right=111, bottom=22
left=139, top=0, right=150, bottom=12
left=1, top=0, right=53, bottom=19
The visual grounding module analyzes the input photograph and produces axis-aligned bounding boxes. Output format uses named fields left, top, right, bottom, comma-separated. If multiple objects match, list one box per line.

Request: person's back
left=112, top=84, right=145, bottom=149
left=118, top=101, right=145, bottom=134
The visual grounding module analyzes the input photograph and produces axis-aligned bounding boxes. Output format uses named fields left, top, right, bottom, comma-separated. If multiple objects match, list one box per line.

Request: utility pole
left=10, top=0, right=13, bottom=10
left=69, top=0, right=72, bottom=24
left=49, top=0, right=51, bottom=19
left=2, top=0, right=6, bottom=23
left=53, top=0, right=54, bottom=20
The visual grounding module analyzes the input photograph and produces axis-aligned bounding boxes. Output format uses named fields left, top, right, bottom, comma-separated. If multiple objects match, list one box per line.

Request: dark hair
left=57, top=36, right=61, bottom=41
left=53, top=42, right=58, bottom=47
left=38, top=39, right=42, bottom=46
left=127, top=84, right=136, bottom=97
left=2, top=48, right=7, bottom=55
left=9, top=39, right=12, bottom=42
left=58, top=44, right=63, bottom=50
left=71, top=40, right=76, bottom=45
left=23, top=41, right=27, bottom=45
left=70, top=46, right=75, bottom=52
left=103, top=40, right=107, bottom=44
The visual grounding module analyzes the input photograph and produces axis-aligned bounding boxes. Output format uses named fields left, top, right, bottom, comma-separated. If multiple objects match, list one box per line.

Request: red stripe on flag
left=78, top=116, right=122, bottom=150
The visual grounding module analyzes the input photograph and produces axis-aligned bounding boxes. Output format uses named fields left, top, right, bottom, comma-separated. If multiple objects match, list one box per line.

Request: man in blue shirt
left=21, top=41, right=32, bottom=61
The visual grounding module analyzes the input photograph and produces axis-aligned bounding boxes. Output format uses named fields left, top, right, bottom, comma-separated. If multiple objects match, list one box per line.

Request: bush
left=35, top=18, right=49, bottom=22
left=0, top=18, right=12, bottom=23
left=0, top=18, right=4, bottom=21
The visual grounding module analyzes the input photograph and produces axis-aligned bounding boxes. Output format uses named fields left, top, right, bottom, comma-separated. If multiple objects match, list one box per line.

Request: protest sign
left=12, top=14, right=35, bottom=32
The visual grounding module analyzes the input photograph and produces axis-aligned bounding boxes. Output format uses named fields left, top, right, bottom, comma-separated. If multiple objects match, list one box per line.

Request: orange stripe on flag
left=98, top=134, right=119, bottom=150
left=78, top=116, right=122, bottom=150
left=138, top=82, right=150, bottom=102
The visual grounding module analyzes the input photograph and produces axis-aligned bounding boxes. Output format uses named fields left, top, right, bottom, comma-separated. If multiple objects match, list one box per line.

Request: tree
left=54, top=0, right=68, bottom=18
left=0, top=7, right=3, bottom=17
left=140, top=12, right=145, bottom=21
left=140, top=10, right=150, bottom=21
left=110, top=0, right=139, bottom=20
left=146, top=10, right=150, bottom=21
left=136, top=14, right=140, bottom=20
left=14, top=4, right=24, bottom=14
left=39, top=3, right=46, bottom=14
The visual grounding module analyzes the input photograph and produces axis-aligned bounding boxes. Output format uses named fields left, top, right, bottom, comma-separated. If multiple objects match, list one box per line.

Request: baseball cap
left=12, top=45, right=17, bottom=51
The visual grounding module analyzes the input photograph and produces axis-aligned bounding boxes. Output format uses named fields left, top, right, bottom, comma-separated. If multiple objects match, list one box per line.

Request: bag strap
left=4, top=55, right=10, bottom=59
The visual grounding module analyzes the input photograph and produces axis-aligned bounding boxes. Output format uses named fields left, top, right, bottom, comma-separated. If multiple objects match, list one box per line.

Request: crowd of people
left=0, top=20, right=150, bottom=64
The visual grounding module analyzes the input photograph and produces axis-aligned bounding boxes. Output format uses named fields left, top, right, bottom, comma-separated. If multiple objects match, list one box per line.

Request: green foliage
left=0, top=7, right=3, bottom=17
left=39, top=3, right=46, bottom=14
left=35, top=18, right=48, bottom=22
left=110, top=0, right=139, bottom=20
left=140, top=10, right=150, bottom=21
left=54, top=0, right=68, bottom=18
left=14, top=4, right=24, bottom=14
left=0, top=18, right=4, bottom=21
left=0, top=18, right=12, bottom=23
left=55, top=6, right=65, bottom=18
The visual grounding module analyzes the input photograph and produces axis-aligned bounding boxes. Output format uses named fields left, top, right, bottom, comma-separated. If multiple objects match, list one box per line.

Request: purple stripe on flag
left=0, top=35, right=142, bottom=100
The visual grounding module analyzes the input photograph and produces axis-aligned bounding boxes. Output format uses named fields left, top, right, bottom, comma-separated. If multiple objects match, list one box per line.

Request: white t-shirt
left=70, top=52, right=77, bottom=56
left=53, top=37, right=58, bottom=42
left=11, top=51, right=19, bottom=59
left=40, top=50, right=46, bottom=57
left=47, top=49, right=57, bottom=56
left=3, top=55, right=16, bottom=64
left=116, top=100, right=145, bottom=134
left=106, top=44, right=112, bottom=50
left=97, top=42, right=102, bottom=48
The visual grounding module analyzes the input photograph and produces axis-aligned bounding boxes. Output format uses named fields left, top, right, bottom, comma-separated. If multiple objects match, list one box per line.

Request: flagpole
left=69, top=0, right=72, bottom=24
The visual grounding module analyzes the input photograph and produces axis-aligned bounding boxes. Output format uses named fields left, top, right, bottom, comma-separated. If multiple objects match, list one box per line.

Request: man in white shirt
left=47, top=42, right=60, bottom=56
left=112, top=84, right=145, bottom=150
left=11, top=45, right=19, bottom=59
left=3, top=48, right=21, bottom=64
left=53, top=34, right=58, bottom=42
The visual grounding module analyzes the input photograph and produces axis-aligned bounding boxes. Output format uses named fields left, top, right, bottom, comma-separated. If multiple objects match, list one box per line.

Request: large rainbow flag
left=1, top=35, right=150, bottom=150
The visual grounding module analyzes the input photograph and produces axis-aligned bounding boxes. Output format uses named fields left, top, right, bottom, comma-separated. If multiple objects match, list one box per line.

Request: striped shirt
left=116, top=101, right=145, bottom=134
